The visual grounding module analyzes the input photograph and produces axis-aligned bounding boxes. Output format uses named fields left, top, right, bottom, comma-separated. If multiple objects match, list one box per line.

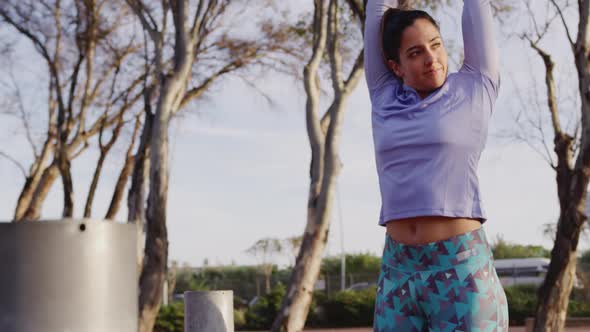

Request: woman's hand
left=398, top=0, right=412, bottom=9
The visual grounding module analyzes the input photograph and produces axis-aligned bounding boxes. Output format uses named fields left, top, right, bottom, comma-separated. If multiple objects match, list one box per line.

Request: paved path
left=299, top=327, right=589, bottom=332
left=241, top=324, right=590, bottom=331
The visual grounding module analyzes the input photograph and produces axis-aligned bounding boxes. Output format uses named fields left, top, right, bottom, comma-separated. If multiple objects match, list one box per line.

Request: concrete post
left=184, top=290, right=234, bottom=332
left=0, top=219, right=138, bottom=332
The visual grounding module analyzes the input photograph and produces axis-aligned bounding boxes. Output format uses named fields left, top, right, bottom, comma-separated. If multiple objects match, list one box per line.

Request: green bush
left=154, top=302, right=184, bottom=332
left=234, top=308, right=247, bottom=330
left=503, top=284, right=590, bottom=325
left=240, top=283, right=323, bottom=330
left=154, top=283, right=590, bottom=330
left=491, top=237, right=550, bottom=259
left=504, top=284, right=538, bottom=325
left=568, top=296, right=590, bottom=317
left=154, top=300, right=259, bottom=332
left=174, top=270, right=210, bottom=294
left=305, top=291, right=327, bottom=327
left=243, top=283, right=286, bottom=330
left=319, top=286, right=377, bottom=327
left=174, top=266, right=291, bottom=301
left=322, top=254, right=381, bottom=276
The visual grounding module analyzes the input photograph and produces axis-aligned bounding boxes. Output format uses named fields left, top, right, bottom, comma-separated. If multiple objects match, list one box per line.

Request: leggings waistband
left=381, top=227, right=492, bottom=272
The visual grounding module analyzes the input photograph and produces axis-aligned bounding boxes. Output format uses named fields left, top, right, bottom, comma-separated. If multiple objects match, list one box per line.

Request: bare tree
left=0, top=0, right=145, bottom=221
left=271, top=0, right=367, bottom=330
left=246, top=238, right=283, bottom=294
left=515, top=0, right=590, bottom=330
left=123, top=1, right=301, bottom=330
left=1, top=2, right=298, bottom=330
left=284, top=235, right=304, bottom=267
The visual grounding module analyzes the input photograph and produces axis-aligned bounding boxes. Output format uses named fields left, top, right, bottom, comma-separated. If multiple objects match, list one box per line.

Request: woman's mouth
left=425, top=68, right=441, bottom=76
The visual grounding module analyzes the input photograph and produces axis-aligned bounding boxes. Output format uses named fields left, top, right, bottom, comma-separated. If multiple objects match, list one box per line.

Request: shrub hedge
left=155, top=284, right=590, bottom=331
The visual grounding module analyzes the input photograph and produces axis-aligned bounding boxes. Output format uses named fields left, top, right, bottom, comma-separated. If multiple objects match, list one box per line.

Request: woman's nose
left=424, top=50, right=434, bottom=65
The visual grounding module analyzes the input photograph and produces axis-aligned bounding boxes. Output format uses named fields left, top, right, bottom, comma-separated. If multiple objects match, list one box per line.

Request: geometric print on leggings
left=374, top=227, right=509, bottom=331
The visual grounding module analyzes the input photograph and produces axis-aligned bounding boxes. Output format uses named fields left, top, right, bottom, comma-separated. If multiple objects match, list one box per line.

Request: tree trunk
left=58, top=151, right=74, bottom=218
left=272, top=142, right=344, bottom=331
left=534, top=207, right=586, bottom=331
left=265, top=268, right=272, bottom=294
left=13, top=138, right=54, bottom=221
left=105, top=154, right=135, bottom=220
left=270, top=2, right=328, bottom=330
left=14, top=175, right=38, bottom=221
left=138, top=100, right=171, bottom=332
left=271, top=0, right=364, bottom=329
left=167, top=264, right=177, bottom=304
left=271, top=188, right=332, bottom=332
left=127, top=111, right=152, bottom=279
left=533, top=2, right=590, bottom=328
left=84, top=152, right=107, bottom=218
left=256, top=277, right=261, bottom=297
left=399, top=0, right=412, bottom=9
left=105, top=117, right=142, bottom=220
left=85, top=117, right=126, bottom=218
left=137, top=35, right=192, bottom=327
left=20, top=163, right=60, bottom=221
left=128, top=110, right=153, bottom=224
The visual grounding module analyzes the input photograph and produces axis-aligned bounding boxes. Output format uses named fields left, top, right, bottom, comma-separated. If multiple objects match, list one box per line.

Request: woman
left=365, top=0, right=508, bottom=330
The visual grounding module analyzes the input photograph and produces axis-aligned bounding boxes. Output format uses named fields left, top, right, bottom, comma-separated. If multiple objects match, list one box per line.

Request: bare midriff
left=385, top=216, right=482, bottom=245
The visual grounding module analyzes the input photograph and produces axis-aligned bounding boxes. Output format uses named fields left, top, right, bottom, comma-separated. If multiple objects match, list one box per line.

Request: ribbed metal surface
left=184, top=291, right=234, bottom=332
left=0, top=220, right=138, bottom=332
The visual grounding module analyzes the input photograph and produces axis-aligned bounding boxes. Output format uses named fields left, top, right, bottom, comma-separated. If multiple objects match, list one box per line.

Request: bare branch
left=125, top=0, right=160, bottom=43
left=526, top=38, right=563, bottom=136
left=7, top=66, right=38, bottom=158
left=504, top=69, right=556, bottom=168
left=105, top=113, right=142, bottom=220
left=524, top=0, right=560, bottom=42
left=84, top=113, right=125, bottom=218
left=190, top=0, right=206, bottom=41
left=549, top=0, right=575, bottom=48
left=327, top=0, right=344, bottom=94
left=170, top=0, right=190, bottom=70
left=343, top=50, right=365, bottom=94
left=178, top=59, right=242, bottom=109
left=0, top=8, right=54, bottom=66
left=234, top=73, right=277, bottom=109
left=0, top=6, right=67, bottom=114
left=0, top=151, right=27, bottom=177
left=345, top=0, right=365, bottom=23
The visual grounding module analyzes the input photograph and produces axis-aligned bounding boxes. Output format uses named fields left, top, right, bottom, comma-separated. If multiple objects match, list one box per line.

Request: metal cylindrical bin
left=184, top=290, right=234, bottom=332
left=0, top=219, right=138, bottom=332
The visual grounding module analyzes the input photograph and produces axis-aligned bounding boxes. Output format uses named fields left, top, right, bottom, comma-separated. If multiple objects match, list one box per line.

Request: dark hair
left=381, top=8, right=440, bottom=64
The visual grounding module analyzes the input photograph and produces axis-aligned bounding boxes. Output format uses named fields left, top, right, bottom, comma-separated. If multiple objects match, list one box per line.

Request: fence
left=172, top=261, right=590, bottom=304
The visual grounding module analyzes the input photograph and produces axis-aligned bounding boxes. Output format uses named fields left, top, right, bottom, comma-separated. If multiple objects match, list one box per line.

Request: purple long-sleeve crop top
left=364, top=0, right=500, bottom=226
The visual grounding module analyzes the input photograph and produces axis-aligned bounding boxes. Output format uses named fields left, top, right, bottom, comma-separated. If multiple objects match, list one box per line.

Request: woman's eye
left=432, top=43, right=441, bottom=48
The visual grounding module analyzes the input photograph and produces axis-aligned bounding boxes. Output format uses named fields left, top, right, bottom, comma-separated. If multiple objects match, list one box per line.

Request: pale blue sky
left=0, top=1, right=588, bottom=268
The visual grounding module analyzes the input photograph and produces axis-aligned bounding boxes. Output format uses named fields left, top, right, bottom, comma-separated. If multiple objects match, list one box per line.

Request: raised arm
left=364, top=0, right=399, bottom=93
left=461, top=0, right=500, bottom=84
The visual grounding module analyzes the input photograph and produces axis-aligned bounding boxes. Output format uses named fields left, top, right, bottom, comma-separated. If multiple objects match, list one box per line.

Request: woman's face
left=388, top=18, right=448, bottom=98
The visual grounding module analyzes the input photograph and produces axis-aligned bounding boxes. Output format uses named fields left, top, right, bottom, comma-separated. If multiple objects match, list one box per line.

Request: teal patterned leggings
left=374, top=227, right=509, bottom=332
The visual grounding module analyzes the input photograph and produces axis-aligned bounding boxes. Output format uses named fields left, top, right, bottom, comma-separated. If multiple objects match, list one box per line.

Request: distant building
left=494, top=257, right=550, bottom=287
left=494, top=257, right=582, bottom=288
